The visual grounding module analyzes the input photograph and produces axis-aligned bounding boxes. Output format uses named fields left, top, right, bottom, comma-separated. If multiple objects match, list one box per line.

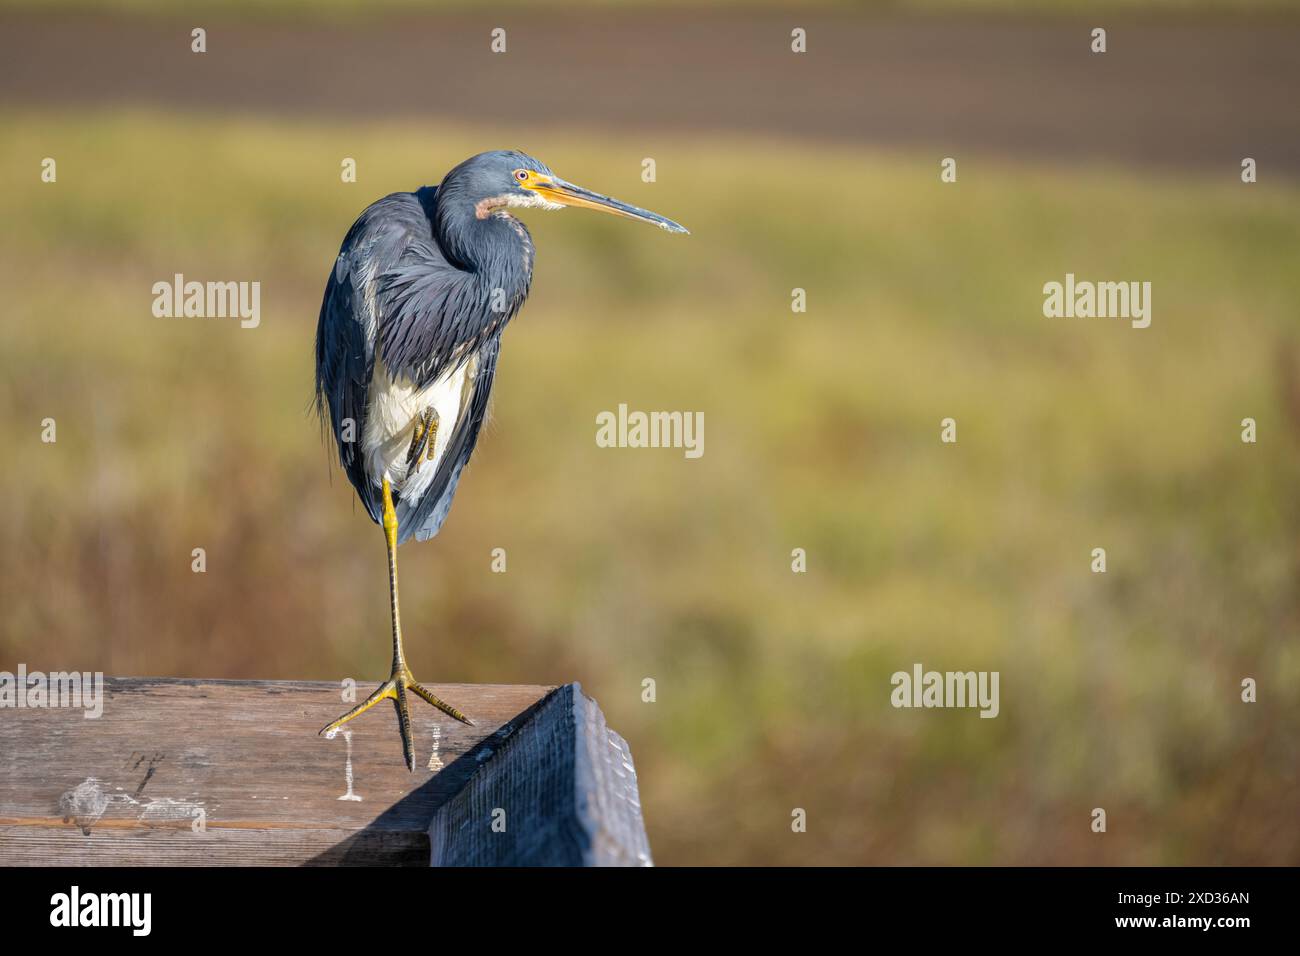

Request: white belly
left=362, top=356, right=474, bottom=494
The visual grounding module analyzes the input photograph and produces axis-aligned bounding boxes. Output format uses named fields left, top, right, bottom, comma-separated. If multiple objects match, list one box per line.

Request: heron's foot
left=404, top=407, right=440, bottom=476
left=318, top=665, right=473, bottom=772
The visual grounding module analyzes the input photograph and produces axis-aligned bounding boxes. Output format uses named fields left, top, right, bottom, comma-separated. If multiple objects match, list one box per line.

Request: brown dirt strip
left=1, top=10, right=1298, bottom=173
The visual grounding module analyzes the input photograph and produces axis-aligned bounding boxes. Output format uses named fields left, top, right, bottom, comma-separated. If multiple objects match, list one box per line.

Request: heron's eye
left=515, top=170, right=530, bottom=182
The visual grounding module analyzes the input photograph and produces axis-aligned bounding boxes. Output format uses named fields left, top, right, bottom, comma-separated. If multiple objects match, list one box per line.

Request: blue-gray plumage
left=314, top=149, right=687, bottom=770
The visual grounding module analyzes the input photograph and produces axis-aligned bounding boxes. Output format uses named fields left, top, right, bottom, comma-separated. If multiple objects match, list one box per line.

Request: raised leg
left=404, top=407, right=439, bottom=477
left=319, top=474, right=472, bottom=772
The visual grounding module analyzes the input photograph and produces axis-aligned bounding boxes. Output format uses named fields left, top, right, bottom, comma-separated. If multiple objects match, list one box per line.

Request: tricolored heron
left=314, top=150, right=687, bottom=770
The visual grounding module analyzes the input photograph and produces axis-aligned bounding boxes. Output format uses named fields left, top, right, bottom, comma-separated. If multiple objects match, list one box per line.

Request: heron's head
left=446, top=149, right=689, bottom=235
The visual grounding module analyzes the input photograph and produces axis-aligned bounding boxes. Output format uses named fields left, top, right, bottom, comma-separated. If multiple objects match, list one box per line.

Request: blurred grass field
left=1, top=110, right=1298, bottom=864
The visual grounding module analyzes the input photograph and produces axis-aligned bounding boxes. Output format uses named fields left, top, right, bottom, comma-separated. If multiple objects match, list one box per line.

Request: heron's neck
left=430, top=186, right=528, bottom=264
left=481, top=218, right=535, bottom=311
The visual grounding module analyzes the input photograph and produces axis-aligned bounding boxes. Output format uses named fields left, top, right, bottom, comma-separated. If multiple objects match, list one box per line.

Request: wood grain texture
left=0, top=677, right=555, bottom=865
left=429, top=683, right=653, bottom=866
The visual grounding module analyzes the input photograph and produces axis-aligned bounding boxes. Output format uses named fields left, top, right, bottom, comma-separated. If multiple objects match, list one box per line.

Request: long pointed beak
left=533, top=177, right=689, bottom=235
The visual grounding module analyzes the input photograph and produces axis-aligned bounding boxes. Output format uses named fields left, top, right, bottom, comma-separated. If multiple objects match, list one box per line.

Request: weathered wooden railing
left=0, top=678, right=651, bottom=866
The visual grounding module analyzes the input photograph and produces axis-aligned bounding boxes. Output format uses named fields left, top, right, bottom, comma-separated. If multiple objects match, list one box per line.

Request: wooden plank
left=429, top=683, right=653, bottom=866
left=0, top=677, right=554, bottom=865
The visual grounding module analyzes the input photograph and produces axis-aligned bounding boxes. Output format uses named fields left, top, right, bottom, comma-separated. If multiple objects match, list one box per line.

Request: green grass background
left=1, top=111, right=1297, bottom=864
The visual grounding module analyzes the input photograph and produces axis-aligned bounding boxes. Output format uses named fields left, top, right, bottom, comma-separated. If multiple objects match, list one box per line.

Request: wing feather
left=315, top=230, right=382, bottom=522
left=397, top=333, right=502, bottom=544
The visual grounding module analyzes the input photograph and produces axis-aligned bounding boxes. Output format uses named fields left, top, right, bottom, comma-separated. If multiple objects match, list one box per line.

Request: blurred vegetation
left=0, top=111, right=1297, bottom=864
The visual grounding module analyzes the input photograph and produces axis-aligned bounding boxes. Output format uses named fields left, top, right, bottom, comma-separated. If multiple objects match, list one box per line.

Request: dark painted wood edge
left=428, top=683, right=653, bottom=867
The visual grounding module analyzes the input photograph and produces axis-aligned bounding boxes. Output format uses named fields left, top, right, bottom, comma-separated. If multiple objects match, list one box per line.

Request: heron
left=314, top=150, right=687, bottom=770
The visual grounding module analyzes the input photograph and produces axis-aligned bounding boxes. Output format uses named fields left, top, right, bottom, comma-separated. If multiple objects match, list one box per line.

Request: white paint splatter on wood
left=337, top=729, right=362, bottom=801
left=58, top=777, right=205, bottom=832
left=427, top=725, right=444, bottom=772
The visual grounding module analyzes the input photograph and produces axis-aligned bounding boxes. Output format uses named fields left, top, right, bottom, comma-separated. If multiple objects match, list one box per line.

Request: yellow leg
left=319, top=475, right=473, bottom=772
